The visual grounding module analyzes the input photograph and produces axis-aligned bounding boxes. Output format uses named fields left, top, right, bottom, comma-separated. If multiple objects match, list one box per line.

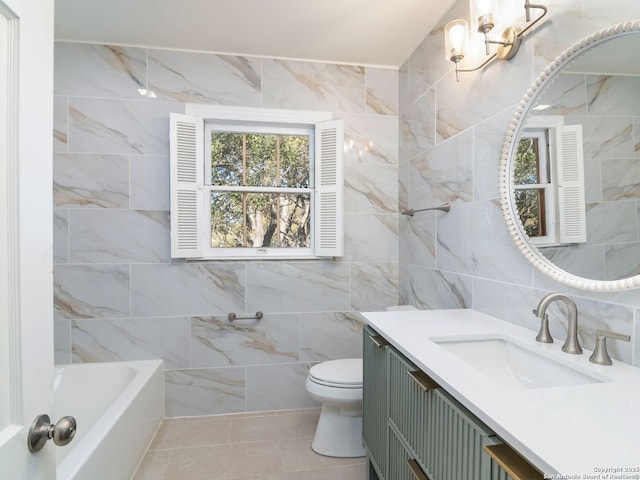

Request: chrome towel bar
left=228, top=311, right=264, bottom=322
left=401, top=203, right=451, bottom=216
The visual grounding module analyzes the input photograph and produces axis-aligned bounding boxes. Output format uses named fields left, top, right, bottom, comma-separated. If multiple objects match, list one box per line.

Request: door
left=0, top=0, right=55, bottom=478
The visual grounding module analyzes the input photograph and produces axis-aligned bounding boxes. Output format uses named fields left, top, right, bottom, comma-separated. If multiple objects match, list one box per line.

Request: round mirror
left=500, top=20, right=640, bottom=291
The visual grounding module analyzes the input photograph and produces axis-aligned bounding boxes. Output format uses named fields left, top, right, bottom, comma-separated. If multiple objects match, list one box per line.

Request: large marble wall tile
left=343, top=213, right=398, bottom=263
left=262, top=60, right=365, bottom=113
left=365, top=68, right=398, bottom=115
left=404, top=266, right=471, bottom=309
left=587, top=75, right=640, bottom=116
left=148, top=50, right=261, bottom=106
left=399, top=214, right=436, bottom=269
left=190, top=314, right=298, bottom=368
left=53, top=153, right=129, bottom=208
left=53, top=210, right=69, bottom=264
left=473, top=107, right=514, bottom=202
left=246, top=262, right=349, bottom=313
left=70, top=210, right=170, bottom=263
left=54, top=96, right=68, bottom=152
left=437, top=200, right=534, bottom=285
left=54, top=320, right=71, bottom=365
left=68, top=98, right=182, bottom=155
left=54, top=264, right=130, bottom=319
left=409, top=129, right=473, bottom=208
left=399, top=90, right=436, bottom=161
left=344, top=163, right=397, bottom=214
left=71, top=317, right=190, bottom=368
left=349, top=264, right=398, bottom=312
left=246, top=363, right=317, bottom=411
left=131, top=263, right=245, bottom=317
left=341, top=113, right=399, bottom=166
left=586, top=202, right=637, bottom=245
left=165, top=368, right=246, bottom=417
left=130, top=156, right=170, bottom=210
left=299, top=312, right=364, bottom=362
left=54, top=43, right=146, bottom=99
left=601, top=159, right=640, bottom=201
left=573, top=115, right=634, bottom=160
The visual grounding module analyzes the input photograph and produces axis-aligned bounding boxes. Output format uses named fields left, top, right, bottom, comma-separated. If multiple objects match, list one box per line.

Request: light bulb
left=444, top=20, right=469, bottom=62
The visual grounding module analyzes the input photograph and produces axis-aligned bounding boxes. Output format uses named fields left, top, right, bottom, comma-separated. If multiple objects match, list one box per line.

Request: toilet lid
left=309, top=359, right=362, bottom=387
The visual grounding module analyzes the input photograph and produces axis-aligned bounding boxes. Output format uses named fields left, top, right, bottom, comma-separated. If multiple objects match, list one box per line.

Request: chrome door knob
left=28, top=414, right=77, bottom=452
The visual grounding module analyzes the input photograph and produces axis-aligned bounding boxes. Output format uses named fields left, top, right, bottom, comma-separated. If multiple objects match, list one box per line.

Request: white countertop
left=362, top=308, right=640, bottom=476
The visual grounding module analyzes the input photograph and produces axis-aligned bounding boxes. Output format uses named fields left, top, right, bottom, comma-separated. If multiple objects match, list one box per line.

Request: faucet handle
left=534, top=312, right=553, bottom=344
left=589, top=329, right=631, bottom=366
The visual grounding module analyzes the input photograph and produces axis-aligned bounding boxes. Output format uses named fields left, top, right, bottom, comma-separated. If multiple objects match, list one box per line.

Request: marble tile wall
left=53, top=42, right=399, bottom=417
left=399, top=0, right=640, bottom=367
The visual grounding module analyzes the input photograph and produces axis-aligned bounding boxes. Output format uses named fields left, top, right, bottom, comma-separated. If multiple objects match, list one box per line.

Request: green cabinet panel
left=363, top=326, right=389, bottom=480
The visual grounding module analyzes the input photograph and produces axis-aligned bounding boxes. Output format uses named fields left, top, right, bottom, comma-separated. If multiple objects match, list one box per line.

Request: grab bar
left=401, top=203, right=451, bottom=216
left=228, top=311, right=264, bottom=322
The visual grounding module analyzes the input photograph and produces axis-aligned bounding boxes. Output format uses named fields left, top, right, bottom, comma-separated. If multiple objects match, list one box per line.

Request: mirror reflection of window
left=514, top=122, right=586, bottom=247
left=515, top=130, right=554, bottom=243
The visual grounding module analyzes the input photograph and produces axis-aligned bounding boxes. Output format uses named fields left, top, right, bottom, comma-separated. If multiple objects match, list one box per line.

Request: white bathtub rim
left=55, top=359, right=163, bottom=479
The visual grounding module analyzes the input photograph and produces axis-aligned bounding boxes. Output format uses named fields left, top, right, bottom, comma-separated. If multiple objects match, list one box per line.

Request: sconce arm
left=521, top=3, right=548, bottom=37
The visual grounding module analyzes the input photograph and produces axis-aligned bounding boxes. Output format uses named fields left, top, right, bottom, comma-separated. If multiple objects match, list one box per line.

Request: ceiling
left=54, top=0, right=456, bottom=69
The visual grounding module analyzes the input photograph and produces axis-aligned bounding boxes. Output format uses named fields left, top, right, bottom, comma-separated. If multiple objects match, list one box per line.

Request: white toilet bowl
left=305, top=358, right=365, bottom=458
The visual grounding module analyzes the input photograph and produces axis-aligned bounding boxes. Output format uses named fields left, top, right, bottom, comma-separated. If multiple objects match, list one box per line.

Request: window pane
left=514, top=137, right=541, bottom=185
left=210, top=131, right=310, bottom=188
left=211, top=192, right=244, bottom=247
left=280, top=136, right=310, bottom=188
left=245, top=134, right=278, bottom=187
left=211, top=132, right=243, bottom=186
left=211, top=192, right=311, bottom=248
left=515, top=188, right=547, bottom=237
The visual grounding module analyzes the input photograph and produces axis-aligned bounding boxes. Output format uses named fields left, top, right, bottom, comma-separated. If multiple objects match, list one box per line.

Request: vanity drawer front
left=363, top=326, right=389, bottom=480
left=389, top=348, right=495, bottom=480
left=389, top=429, right=431, bottom=480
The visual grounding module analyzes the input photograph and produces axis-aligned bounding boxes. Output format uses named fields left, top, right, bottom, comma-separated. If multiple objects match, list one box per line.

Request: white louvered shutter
left=314, top=119, right=344, bottom=257
left=170, top=113, right=204, bottom=258
left=554, top=124, right=587, bottom=244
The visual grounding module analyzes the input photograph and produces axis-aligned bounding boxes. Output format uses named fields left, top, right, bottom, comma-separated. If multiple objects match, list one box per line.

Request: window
left=514, top=118, right=586, bottom=246
left=170, top=108, right=343, bottom=259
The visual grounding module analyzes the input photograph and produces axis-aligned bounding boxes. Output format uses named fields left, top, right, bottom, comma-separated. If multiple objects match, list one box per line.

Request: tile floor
left=133, top=408, right=367, bottom=480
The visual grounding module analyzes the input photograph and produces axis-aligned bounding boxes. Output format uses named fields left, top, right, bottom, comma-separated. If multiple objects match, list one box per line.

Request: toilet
left=305, top=358, right=365, bottom=458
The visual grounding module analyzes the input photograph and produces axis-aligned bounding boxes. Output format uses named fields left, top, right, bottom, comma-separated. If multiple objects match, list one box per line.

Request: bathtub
left=54, top=360, right=164, bottom=480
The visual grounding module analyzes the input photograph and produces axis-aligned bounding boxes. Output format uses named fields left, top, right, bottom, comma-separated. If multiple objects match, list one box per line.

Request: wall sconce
left=445, top=0, right=547, bottom=81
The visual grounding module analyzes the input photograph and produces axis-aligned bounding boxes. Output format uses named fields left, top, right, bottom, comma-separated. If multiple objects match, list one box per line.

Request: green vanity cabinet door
left=363, top=326, right=390, bottom=480
left=388, top=348, right=496, bottom=480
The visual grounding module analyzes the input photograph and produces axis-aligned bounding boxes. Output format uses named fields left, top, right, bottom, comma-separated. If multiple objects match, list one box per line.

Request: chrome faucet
left=533, top=293, right=583, bottom=354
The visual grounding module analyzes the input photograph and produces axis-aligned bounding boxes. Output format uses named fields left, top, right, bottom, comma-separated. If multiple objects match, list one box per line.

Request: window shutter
left=314, top=119, right=344, bottom=257
left=170, top=113, right=204, bottom=258
left=554, top=124, right=587, bottom=244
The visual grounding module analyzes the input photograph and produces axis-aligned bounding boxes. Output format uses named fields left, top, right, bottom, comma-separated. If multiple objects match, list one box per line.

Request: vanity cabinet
left=363, top=326, right=542, bottom=480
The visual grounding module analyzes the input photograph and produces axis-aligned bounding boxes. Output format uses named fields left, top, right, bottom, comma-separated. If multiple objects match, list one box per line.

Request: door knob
left=28, top=414, right=77, bottom=452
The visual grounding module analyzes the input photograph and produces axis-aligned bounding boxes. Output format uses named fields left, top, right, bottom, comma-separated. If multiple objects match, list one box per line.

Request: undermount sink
left=432, top=335, right=608, bottom=389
